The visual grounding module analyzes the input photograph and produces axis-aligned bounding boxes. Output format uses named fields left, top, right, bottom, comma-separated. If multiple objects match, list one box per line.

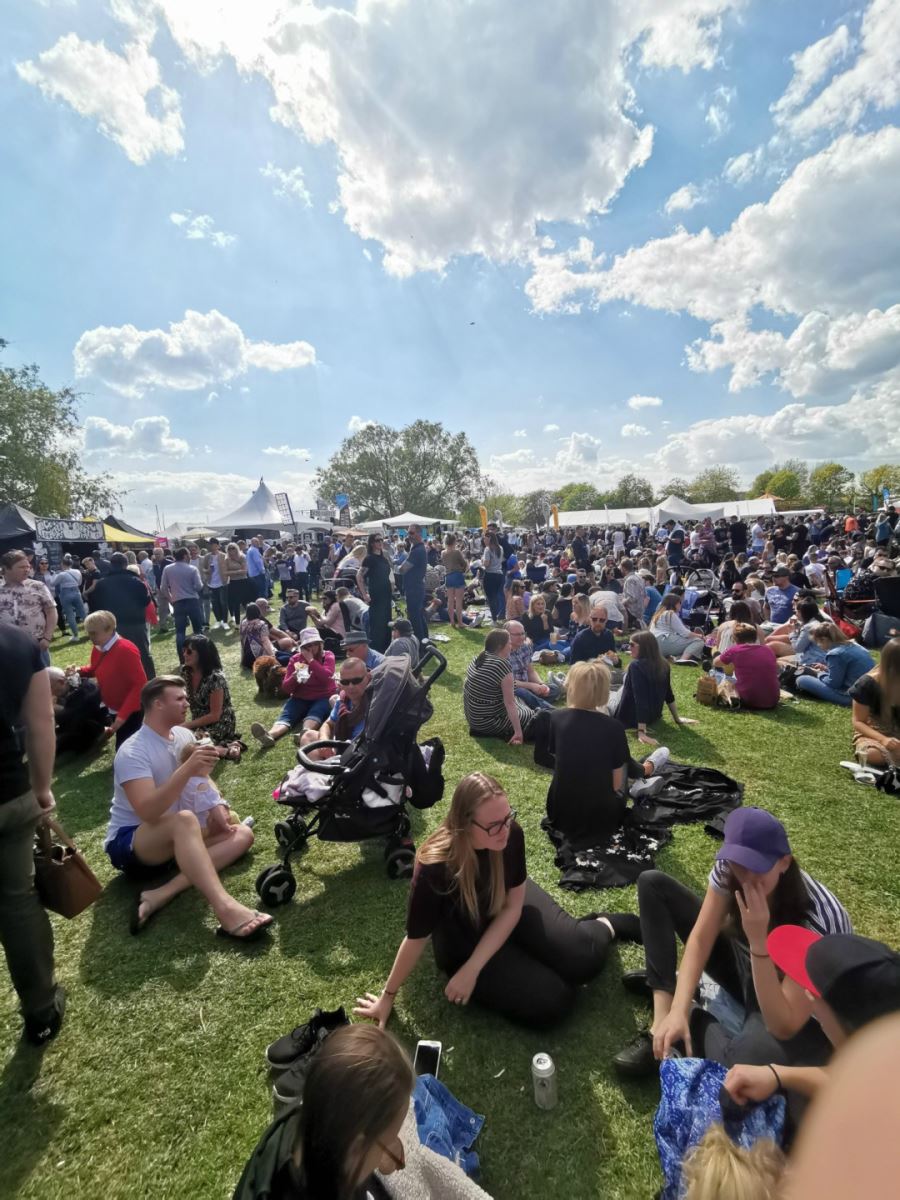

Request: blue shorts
left=106, top=825, right=174, bottom=880
left=276, top=694, right=332, bottom=729
left=445, top=571, right=465, bottom=588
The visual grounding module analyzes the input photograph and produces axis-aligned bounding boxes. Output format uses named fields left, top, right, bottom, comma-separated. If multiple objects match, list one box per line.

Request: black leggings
left=637, top=870, right=832, bottom=1070
left=432, top=878, right=611, bottom=1028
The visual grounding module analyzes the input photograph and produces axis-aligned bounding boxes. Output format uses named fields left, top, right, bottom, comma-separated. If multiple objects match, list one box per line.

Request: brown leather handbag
left=34, top=816, right=103, bottom=918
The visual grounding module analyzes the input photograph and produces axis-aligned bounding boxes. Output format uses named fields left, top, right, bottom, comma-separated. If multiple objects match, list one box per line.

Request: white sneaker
left=630, top=775, right=665, bottom=799
left=646, top=746, right=670, bottom=773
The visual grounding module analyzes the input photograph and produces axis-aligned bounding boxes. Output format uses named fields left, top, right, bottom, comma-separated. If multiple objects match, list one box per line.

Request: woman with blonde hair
left=794, top=621, right=874, bottom=707
left=650, top=593, right=705, bottom=662
left=354, top=772, right=623, bottom=1028
left=222, top=542, right=249, bottom=626
left=681, top=1125, right=785, bottom=1200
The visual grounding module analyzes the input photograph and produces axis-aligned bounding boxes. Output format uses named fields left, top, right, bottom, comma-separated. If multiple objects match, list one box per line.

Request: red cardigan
left=79, top=636, right=147, bottom=722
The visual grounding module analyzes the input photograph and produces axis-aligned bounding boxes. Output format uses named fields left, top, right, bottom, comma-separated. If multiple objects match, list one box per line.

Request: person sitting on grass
left=180, top=634, right=243, bottom=760
left=239, top=602, right=277, bottom=669
left=569, top=605, right=622, bottom=666
left=794, top=623, right=875, bottom=708
left=610, top=807, right=851, bottom=1080
left=354, top=772, right=635, bottom=1030
left=67, top=609, right=147, bottom=747
left=712, top=624, right=780, bottom=711
left=608, top=631, right=698, bottom=742
left=175, top=742, right=240, bottom=837
left=521, top=593, right=555, bottom=650
left=650, top=594, right=705, bottom=663
left=48, top=665, right=107, bottom=755
left=106, top=676, right=271, bottom=941
left=463, top=628, right=536, bottom=744
left=506, top=620, right=562, bottom=712
left=278, top=588, right=309, bottom=639
left=845, top=637, right=900, bottom=769
left=250, top=627, right=336, bottom=749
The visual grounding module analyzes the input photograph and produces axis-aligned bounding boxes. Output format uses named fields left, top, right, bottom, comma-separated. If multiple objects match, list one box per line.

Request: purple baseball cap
left=716, top=807, right=791, bottom=874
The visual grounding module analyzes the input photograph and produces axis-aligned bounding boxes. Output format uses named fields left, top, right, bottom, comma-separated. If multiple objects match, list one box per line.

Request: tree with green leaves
left=808, top=462, right=854, bottom=509
left=766, top=468, right=803, bottom=500
left=608, top=473, right=655, bottom=508
left=553, top=481, right=603, bottom=512
left=456, top=492, right=521, bottom=529
left=0, top=343, right=120, bottom=517
left=688, top=467, right=742, bottom=503
left=859, top=464, right=900, bottom=499
left=749, top=468, right=775, bottom=497
left=313, top=419, right=486, bottom=521
left=657, top=477, right=692, bottom=501
left=518, top=489, right=553, bottom=529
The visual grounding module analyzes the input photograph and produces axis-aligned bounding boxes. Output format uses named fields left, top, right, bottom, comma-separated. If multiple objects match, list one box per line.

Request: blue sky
left=3, top=0, right=899, bottom=527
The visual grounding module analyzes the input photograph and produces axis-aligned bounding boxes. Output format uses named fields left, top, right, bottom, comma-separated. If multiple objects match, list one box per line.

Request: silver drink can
left=532, top=1052, right=558, bottom=1110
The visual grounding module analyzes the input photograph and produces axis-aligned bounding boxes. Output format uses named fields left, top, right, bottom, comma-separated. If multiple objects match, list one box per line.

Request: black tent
left=0, top=502, right=38, bottom=549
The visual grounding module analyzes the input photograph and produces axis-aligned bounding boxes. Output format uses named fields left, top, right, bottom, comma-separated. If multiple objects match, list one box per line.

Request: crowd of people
left=1, top=502, right=899, bottom=1198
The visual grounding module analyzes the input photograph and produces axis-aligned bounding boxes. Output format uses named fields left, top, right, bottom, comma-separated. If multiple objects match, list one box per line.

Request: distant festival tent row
left=555, top=494, right=783, bottom=528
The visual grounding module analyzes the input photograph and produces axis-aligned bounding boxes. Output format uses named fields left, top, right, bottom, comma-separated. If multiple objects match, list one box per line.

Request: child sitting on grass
left=177, top=741, right=239, bottom=838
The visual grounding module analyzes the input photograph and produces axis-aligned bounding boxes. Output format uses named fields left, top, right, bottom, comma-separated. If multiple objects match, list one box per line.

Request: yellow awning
left=103, top=523, right=154, bottom=544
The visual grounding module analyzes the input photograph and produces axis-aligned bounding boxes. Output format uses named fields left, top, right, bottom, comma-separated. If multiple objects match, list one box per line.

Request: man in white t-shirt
left=105, top=675, right=272, bottom=941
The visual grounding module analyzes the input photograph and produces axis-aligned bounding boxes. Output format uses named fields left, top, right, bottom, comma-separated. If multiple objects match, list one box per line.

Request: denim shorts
left=445, top=571, right=465, bottom=588
left=106, top=824, right=174, bottom=880
left=276, top=694, right=331, bottom=728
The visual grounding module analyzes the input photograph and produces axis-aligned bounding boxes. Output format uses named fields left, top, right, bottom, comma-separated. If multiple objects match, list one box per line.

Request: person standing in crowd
left=398, top=523, right=428, bottom=642
left=205, top=538, right=229, bottom=631
left=0, top=624, right=65, bottom=1045
left=187, top=543, right=211, bottom=630
left=69, top=609, right=147, bottom=746
left=481, top=530, right=506, bottom=624
left=440, top=532, right=468, bottom=630
left=246, top=537, right=268, bottom=600
left=357, top=532, right=392, bottom=652
left=306, top=543, right=322, bottom=598
left=223, top=542, right=249, bottom=626
left=292, top=543, right=311, bottom=601
left=53, top=555, right=85, bottom=642
left=89, top=552, right=156, bottom=679
left=149, top=547, right=172, bottom=630
left=0, top=549, right=58, bottom=665
left=160, top=547, right=204, bottom=662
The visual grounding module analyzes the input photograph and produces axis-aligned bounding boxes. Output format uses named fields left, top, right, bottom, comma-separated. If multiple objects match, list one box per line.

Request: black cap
left=388, top=618, right=413, bottom=635
left=809, top=935, right=900, bottom=1031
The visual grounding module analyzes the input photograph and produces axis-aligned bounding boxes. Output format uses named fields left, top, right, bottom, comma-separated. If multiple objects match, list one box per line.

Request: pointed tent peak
left=211, top=477, right=286, bottom=529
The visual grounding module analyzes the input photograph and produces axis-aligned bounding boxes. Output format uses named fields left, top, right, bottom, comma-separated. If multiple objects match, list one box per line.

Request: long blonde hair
left=681, top=1125, right=785, bottom=1200
left=417, top=773, right=508, bottom=924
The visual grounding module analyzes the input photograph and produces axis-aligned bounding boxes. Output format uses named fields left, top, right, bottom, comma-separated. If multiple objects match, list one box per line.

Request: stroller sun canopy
left=365, top=655, right=433, bottom=743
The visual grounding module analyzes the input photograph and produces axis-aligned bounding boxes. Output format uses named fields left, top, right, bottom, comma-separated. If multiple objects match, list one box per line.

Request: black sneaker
left=272, top=1027, right=333, bottom=1105
left=24, top=985, right=66, bottom=1047
left=612, top=1030, right=657, bottom=1078
left=622, top=969, right=652, bottom=999
left=265, top=1006, right=347, bottom=1070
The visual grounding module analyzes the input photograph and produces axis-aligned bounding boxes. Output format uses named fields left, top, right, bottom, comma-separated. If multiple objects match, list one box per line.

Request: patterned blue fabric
left=413, top=1074, right=484, bottom=1178
left=653, top=1058, right=786, bottom=1199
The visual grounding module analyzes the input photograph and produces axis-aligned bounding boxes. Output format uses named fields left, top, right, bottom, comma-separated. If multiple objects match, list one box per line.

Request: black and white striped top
left=710, top=861, right=853, bottom=935
left=463, top=653, right=534, bottom=737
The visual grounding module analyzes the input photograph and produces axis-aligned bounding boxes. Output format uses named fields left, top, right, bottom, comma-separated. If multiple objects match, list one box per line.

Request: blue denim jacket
left=413, top=1074, right=484, bottom=1178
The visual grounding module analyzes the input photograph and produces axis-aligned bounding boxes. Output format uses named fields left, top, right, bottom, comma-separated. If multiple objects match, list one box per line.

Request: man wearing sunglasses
left=319, top=660, right=372, bottom=744
left=570, top=606, right=622, bottom=666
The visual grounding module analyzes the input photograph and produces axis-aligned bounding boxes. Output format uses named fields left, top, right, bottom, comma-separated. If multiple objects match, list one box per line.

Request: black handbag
left=863, top=612, right=900, bottom=649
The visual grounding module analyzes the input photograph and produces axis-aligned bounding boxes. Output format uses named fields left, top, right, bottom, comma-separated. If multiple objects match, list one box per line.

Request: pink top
left=718, top=643, right=780, bottom=710
left=282, top=650, right=336, bottom=700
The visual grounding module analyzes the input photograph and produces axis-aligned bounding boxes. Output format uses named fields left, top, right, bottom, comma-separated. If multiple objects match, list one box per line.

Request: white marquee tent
left=556, top=495, right=778, bottom=528
left=212, top=478, right=286, bottom=530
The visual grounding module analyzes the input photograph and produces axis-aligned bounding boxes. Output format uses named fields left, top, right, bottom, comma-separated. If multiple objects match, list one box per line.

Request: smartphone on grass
left=414, top=1039, right=442, bottom=1078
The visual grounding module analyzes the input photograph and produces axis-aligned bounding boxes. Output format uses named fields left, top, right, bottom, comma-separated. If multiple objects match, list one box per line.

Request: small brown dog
left=252, top=655, right=287, bottom=698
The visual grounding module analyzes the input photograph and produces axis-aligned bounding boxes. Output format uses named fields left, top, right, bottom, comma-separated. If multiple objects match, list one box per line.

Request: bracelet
left=768, top=1063, right=783, bottom=1092
left=383, top=987, right=398, bottom=997
left=750, top=950, right=770, bottom=959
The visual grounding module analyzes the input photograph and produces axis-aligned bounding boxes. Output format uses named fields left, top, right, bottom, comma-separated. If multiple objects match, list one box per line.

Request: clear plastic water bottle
left=532, top=1052, right=558, bottom=1110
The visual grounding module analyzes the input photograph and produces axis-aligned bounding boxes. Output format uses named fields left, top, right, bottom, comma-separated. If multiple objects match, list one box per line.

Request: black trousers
left=209, top=585, right=228, bottom=622
left=637, top=870, right=832, bottom=1070
left=118, top=622, right=156, bottom=680
left=114, top=710, right=143, bottom=748
left=432, top=878, right=611, bottom=1027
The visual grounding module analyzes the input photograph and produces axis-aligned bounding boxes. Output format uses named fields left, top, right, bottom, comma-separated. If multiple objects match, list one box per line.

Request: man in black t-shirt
left=0, top=625, right=65, bottom=1045
left=570, top=607, right=622, bottom=665
left=729, top=517, right=748, bottom=554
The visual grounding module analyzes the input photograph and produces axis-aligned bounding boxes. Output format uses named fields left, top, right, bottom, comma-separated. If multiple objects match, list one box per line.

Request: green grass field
left=2, top=617, right=899, bottom=1200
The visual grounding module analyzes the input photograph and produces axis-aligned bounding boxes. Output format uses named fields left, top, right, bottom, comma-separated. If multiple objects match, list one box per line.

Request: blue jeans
left=59, top=589, right=85, bottom=637
left=413, top=1074, right=484, bottom=1177
left=483, top=573, right=505, bottom=621
left=516, top=686, right=556, bottom=712
left=276, top=694, right=331, bottom=729
left=795, top=675, right=852, bottom=707
left=173, top=597, right=205, bottom=660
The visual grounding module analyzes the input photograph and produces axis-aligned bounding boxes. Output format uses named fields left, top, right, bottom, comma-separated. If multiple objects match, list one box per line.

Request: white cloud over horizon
left=169, top=211, right=236, bottom=248
left=82, top=414, right=188, bottom=458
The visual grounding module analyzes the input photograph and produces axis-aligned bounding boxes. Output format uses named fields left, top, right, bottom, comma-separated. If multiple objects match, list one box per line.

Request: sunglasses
left=590, top=616, right=607, bottom=623
left=341, top=675, right=367, bottom=686
left=472, top=808, right=517, bottom=836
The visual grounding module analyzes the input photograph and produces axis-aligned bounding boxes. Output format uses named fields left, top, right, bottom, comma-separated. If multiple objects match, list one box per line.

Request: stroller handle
left=414, top=643, right=447, bottom=693
left=296, top=739, right=351, bottom=774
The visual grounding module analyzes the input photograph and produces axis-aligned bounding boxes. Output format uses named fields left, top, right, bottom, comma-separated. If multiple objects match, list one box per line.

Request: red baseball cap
left=767, top=925, right=822, bottom=994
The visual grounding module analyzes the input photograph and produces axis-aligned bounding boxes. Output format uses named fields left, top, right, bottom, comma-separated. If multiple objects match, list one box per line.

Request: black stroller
left=255, top=648, right=447, bottom=907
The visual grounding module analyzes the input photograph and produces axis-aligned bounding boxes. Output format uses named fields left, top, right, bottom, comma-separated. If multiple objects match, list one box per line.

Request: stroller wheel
left=385, top=844, right=415, bottom=880
left=256, top=864, right=297, bottom=907
left=396, top=813, right=412, bottom=838
left=274, top=819, right=304, bottom=850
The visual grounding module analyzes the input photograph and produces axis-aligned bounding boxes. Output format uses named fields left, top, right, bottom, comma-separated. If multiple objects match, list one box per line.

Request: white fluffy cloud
left=773, top=0, right=900, bottom=139
left=627, top=394, right=663, bottom=410
left=260, top=163, right=312, bottom=207
left=348, top=415, right=375, bottom=433
left=82, top=414, right=188, bottom=458
left=16, top=34, right=183, bottom=165
left=705, top=85, right=736, bottom=138
left=543, top=423, right=560, bottom=432
left=120, top=0, right=744, bottom=276
left=513, top=429, right=527, bottom=438
left=74, top=308, right=316, bottom=397
left=262, top=445, right=310, bottom=461
left=664, top=183, right=706, bottom=214
left=527, top=127, right=900, bottom=398
left=169, top=211, right=236, bottom=248
left=722, top=145, right=767, bottom=185
left=489, top=430, right=620, bottom=493
left=621, top=423, right=650, bottom=438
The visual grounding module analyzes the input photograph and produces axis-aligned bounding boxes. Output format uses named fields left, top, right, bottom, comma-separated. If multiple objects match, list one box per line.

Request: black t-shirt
left=406, top=822, right=527, bottom=937
left=729, top=521, right=748, bottom=549
left=361, top=552, right=392, bottom=596
left=546, top=708, right=629, bottom=845
left=849, top=673, right=900, bottom=732
left=522, top=612, right=551, bottom=643
left=552, top=597, right=573, bottom=627
left=0, top=625, right=43, bottom=801
left=570, top=627, right=616, bottom=663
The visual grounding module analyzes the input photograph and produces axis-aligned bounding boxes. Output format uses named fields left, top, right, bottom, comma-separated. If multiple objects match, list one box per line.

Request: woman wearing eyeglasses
left=354, top=772, right=628, bottom=1029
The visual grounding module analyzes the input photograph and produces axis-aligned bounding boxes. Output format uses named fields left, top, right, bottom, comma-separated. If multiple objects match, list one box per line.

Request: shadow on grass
left=0, top=1039, right=64, bottom=1196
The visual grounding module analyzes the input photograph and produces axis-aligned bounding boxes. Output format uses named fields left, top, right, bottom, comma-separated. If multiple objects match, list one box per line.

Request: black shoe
left=577, top=911, right=642, bottom=943
left=612, top=1030, right=658, bottom=1078
left=622, top=969, right=652, bottom=999
left=265, top=1006, right=347, bottom=1070
left=24, top=985, right=66, bottom=1047
left=272, top=1027, right=333, bottom=1105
